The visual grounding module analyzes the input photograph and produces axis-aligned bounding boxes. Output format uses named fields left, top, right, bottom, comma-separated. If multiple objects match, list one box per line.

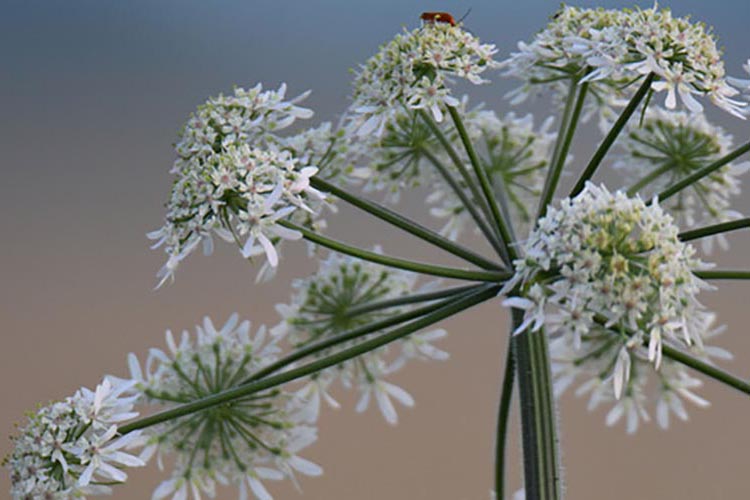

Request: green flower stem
left=119, top=284, right=500, bottom=434
left=656, top=139, right=750, bottom=203
left=679, top=218, right=750, bottom=242
left=513, top=309, right=561, bottom=500
left=538, top=79, right=589, bottom=218
left=661, top=344, right=750, bottom=395
left=417, top=109, right=507, bottom=255
left=626, top=161, right=675, bottom=197
left=310, top=177, right=503, bottom=271
left=694, top=270, right=750, bottom=280
left=570, top=72, right=656, bottom=198
left=447, top=105, right=517, bottom=263
left=419, top=146, right=509, bottom=260
left=243, top=285, right=485, bottom=384
left=417, top=109, right=493, bottom=221
left=344, top=284, right=479, bottom=317
left=278, top=220, right=510, bottom=282
left=495, top=336, right=516, bottom=500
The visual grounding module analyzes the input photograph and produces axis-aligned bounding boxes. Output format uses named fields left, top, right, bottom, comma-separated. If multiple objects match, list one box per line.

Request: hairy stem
left=495, top=336, right=516, bottom=500
left=513, top=309, right=561, bottom=500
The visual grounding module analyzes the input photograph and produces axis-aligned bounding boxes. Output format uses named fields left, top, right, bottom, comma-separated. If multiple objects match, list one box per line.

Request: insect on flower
left=420, top=11, right=457, bottom=26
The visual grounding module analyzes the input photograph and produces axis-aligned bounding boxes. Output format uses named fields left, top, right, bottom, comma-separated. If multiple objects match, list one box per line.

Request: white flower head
left=349, top=22, right=500, bottom=138
left=6, top=378, right=143, bottom=499
left=273, top=252, right=448, bottom=423
left=130, top=314, right=320, bottom=500
left=150, top=84, right=327, bottom=286
left=500, top=5, right=748, bottom=118
left=508, top=183, right=716, bottom=396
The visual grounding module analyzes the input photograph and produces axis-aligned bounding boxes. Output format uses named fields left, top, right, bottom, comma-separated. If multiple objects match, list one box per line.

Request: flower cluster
left=273, top=252, right=448, bottom=424
left=6, top=378, right=144, bottom=499
left=505, top=184, right=715, bottom=398
left=129, top=314, right=321, bottom=500
left=500, top=4, right=748, bottom=117
left=613, top=108, right=748, bottom=253
left=429, top=110, right=556, bottom=239
left=349, top=22, right=499, bottom=138
left=149, top=84, right=327, bottom=286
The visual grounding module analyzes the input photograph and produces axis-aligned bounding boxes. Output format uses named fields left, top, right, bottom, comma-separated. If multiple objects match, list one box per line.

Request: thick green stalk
left=447, top=105, right=517, bottom=263
left=310, top=177, right=502, bottom=271
left=695, top=270, right=750, bottom=280
left=420, top=146, right=509, bottom=260
left=495, top=337, right=516, bottom=500
left=538, top=79, right=588, bottom=218
left=679, top=218, right=750, bottom=242
left=279, top=220, right=509, bottom=282
left=119, top=285, right=500, bottom=434
left=570, top=72, right=656, bottom=197
left=243, top=285, right=483, bottom=384
left=512, top=309, right=561, bottom=500
left=656, top=140, right=750, bottom=203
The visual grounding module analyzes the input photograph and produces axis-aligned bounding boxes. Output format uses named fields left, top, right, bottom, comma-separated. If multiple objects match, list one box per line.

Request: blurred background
left=2, top=0, right=750, bottom=498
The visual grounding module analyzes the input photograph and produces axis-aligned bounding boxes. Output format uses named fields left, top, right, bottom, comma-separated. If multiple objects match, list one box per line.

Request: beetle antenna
left=458, top=8, right=472, bottom=24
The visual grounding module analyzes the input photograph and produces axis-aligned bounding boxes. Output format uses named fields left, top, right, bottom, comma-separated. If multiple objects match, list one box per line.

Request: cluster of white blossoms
left=6, top=378, right=144, bottom=499
left=349, top=22, right=500, bottom=138
left=500, top=4, right=748, bottom=117
left=429, top=110, right=556, bottom=239
left=149, top=84, right=328, bottom=287
left=504, top=184, right=720, bottom=406
left=129, top=314, right=321, bottom=500
left=273, top=252, right=449, bottom=425
left=613, top=108, right=748, bottom=253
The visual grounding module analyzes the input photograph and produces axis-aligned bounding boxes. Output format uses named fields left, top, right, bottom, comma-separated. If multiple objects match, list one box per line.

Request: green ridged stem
left=570, top=72, right=656, bottom=198
left=447, top=105, right=517, bottom=263
left=538, top=78, right=588, bottom=218
left=679, top=218, right=750, bottom=242
left=310, top=177, right=503, bottom=271
left=495, top=336, right=516, bottom=500
left=513, top=309, right=561, bottom=500
left=119, top=285, right=500, bottom=434
left=278, top=220, right=510, bottom=283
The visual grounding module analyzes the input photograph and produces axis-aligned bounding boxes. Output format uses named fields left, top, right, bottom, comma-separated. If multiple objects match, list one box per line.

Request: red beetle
left=420, top=12, right=457, bottom=26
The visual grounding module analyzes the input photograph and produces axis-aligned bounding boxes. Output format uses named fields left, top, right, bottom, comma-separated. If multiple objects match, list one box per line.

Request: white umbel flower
left=506, top=183, right=716, bottom=398
left=129, top=314, right=321, bottom=500
left=349, top=22, right=499, bottom=138
left=613, top=108, right=748, bottom=253
left=273, top=252, right=448, bottom=424
left=500, top=5, right=748, bottom=118
left=6, top=378, right=144, bottom=499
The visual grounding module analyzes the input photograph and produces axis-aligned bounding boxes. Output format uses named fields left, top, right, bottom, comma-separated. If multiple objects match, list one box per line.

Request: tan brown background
left=2, top=1, right=750, bottom=498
